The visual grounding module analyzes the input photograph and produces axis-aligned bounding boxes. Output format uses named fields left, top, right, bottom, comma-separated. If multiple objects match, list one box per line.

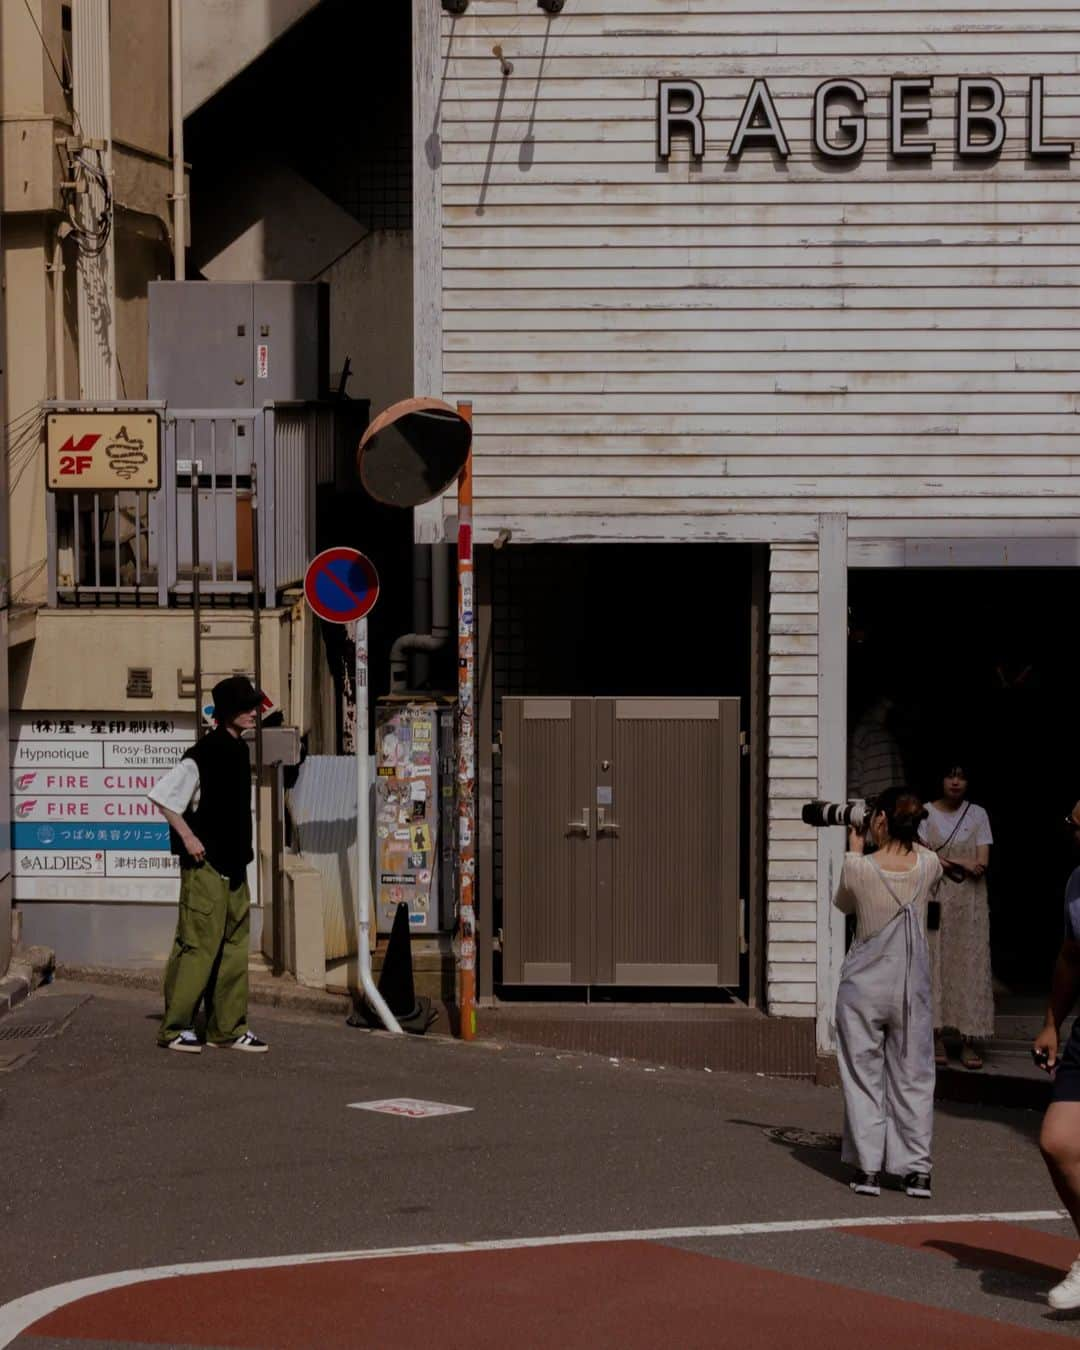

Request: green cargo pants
left=159, top=864, right=251, bottom=1046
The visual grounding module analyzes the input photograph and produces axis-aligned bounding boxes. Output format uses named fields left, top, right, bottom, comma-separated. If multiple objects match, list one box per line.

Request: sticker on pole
left=348, top=1098, right=473, bottom=1119
left=303, top=547, right=379, bottom=625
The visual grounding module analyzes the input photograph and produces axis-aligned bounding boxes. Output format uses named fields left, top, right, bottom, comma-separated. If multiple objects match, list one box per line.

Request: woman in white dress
left=918, top=763, right=995, bottom=1070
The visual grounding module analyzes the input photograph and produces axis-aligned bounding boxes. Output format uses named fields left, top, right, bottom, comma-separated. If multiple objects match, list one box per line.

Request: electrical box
left=148, top=281, right=329, bottom=407
left=374, top=697, right=456, bottom=934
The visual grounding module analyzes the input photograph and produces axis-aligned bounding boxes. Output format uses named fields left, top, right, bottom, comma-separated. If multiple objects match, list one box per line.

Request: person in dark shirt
left=149, top=676, right=268, bottom=1054
left=1033, top=801, right=1080, bottom=1307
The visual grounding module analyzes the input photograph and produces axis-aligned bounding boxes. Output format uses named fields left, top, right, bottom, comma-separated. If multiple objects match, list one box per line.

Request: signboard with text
left=10, top=713, right=194, bottom=903
left=46, top=412, right=161, bottom=492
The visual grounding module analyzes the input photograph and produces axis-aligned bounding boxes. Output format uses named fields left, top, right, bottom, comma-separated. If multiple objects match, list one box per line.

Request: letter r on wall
left=658, top=80, right=706, bottom=159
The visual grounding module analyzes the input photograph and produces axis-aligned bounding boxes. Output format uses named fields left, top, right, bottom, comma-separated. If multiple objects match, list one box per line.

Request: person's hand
left=969, top=862, right=986, bottom=879
left=848, top=826, right=865, bottom=854
left=183, top=832, right=206, bottom=864
left=1034, top=1022, right=1059, bottom=1071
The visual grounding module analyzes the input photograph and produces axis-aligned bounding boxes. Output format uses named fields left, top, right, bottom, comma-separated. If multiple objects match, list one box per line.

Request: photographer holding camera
left=1031, top=801, right=1080, bottom=1309
left=834, top=787, right=943, bottom=1199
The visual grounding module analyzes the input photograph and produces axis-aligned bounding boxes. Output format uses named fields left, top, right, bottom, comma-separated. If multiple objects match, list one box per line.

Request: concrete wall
left=181, top=0, right=321, bottom=116
left=10, top=606, right=302, bottom=721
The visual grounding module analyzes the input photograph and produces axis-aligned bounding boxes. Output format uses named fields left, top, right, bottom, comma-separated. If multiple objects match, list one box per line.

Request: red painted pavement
left=847, top=1220, right=1078, bottom=1284
left=30, top=1239, right=1077, bottom=1349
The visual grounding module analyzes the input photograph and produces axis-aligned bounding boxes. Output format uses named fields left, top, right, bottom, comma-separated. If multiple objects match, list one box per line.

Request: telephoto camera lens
left=801, top=799, right=870, bottom=829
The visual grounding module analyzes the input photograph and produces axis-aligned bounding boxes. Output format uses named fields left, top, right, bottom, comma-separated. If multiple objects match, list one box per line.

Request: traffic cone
left=347, top=902, right=437, bottom=1034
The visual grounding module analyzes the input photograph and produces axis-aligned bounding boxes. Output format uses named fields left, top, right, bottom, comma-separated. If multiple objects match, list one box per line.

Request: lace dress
left=919, top=802, right=995, bottom=1040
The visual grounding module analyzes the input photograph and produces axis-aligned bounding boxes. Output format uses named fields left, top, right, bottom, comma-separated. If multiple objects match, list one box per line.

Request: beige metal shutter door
left=501, top=698, right=594, bottom=985
left=595, top=698, right=740, bottom=987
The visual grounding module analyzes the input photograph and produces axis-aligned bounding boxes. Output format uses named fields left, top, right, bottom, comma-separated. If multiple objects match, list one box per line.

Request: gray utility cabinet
left=501, top=697, right=741, bottom=988
left=148, top=281, right=329, bottom=408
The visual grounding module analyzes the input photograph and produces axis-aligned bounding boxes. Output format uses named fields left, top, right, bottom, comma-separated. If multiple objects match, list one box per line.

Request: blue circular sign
left=304, top=547, right=380, bottom=624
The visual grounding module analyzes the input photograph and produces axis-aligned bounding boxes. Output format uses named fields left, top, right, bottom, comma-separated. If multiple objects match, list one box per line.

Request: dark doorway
left=487, top=544, right=757, bottom=1001
left=849, top=568, right=1080, bottom=992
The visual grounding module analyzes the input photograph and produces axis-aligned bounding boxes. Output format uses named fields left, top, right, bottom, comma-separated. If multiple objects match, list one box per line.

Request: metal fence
left=46, top=402, right=341, bottom=608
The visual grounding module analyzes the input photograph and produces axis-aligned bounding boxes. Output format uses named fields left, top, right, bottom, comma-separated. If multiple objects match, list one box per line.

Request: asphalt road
left=1, top=981, right=1078, bottom=1347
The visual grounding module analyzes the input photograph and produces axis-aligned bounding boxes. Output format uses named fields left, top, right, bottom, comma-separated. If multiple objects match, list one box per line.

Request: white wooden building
left=412, top=0, right=1080, bottom=1053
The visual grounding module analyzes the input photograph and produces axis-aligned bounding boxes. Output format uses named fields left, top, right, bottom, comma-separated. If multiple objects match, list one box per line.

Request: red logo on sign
left=57, top=434, right=101, bottom=477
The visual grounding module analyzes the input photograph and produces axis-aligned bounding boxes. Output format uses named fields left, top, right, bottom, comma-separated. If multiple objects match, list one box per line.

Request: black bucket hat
left=211, top=675, right=263, bottom=723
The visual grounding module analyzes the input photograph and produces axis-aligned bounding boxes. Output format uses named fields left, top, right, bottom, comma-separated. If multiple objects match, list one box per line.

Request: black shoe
left=850, top=1170, right=880, bottom=1196
left=904, top=1172, right=932, bottom=1198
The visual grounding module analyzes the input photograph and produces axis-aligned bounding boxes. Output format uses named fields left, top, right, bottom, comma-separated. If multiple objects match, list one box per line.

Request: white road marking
left=0, top=1208, right=1067, bottom=1348
left=348, top=1098, right=473, bottom=1118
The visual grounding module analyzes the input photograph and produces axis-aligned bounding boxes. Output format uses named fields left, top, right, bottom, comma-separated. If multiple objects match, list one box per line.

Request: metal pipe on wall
left=170, top=0, right=186, bottom=280
left=50, top=225, right=71, bottom=399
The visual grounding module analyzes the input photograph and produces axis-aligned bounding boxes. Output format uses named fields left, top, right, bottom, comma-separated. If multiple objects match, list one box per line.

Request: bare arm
left=1034, top=940, right=1080, bottom=1067
left=153, top=803, right=205, bottom=863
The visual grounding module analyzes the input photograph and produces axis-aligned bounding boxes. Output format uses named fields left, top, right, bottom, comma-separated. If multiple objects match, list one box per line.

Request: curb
left=0, top=973, right=31, bottom=1019
left=57, top=963, right=356, bottom=1020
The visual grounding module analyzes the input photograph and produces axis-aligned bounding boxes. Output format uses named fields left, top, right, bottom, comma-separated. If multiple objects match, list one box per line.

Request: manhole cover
left=0, top=1021, right=55, bottom=1042
left=765, top=1126, right=842, bottom=1151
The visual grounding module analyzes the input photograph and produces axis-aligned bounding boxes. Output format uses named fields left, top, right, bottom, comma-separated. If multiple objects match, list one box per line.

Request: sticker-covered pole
left=456, top=400, right=477, bottom=1040
left=355, top=616, right=403, bottom=1034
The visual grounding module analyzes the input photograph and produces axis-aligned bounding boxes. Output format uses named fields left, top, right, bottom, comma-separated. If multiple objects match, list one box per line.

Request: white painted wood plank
left=769, top=716, right=818, bottom=736
left=768, top=736, right=818, bottom=757
left=768, top=922, right=817, bottom=944
left=770, top=1001, right=816, bottom=1017
left=769, top=799, right=813, bottom=820
left=768, top=902, right=817, bottom=924
left=769, top=757, right=819, bottom=778
left=767, top=779, right=818, bottom=801
left=770, top=617, right=820, bottom=638
left=769, top=640, right=819, bottom=661
left=767, top=968, right=818, bottom=988
left=769, top=942, right=818, bottom=963
left=768, top=840, right=818, bottom=861
left=769, top=696, right=818, bottom=717
left=768, top=572, right=818, bottom=594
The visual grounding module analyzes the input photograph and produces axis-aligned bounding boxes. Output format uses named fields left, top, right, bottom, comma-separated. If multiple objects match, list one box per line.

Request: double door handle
left=567, top=807, right=621, bottom=838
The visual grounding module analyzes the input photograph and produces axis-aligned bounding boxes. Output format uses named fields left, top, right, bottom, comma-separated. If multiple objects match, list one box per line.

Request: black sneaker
left=208, top=1030, right=269, bottom=1053
left=850, top=1170, right=880, bottom=1196
left=904, top=1172, right=932, bottom=1198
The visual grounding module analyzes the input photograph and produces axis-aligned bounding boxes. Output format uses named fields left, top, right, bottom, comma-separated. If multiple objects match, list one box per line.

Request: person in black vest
left=149, top=676, right=268, bottom=1053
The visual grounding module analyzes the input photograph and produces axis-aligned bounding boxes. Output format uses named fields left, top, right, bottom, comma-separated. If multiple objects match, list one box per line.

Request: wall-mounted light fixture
left=441, top=0, right=468, bottom=13
left=538, top=0, right=566, bottom=11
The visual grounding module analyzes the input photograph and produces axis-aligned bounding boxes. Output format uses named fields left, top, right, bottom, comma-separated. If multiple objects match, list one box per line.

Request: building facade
left=418, top=0, right=1080, bottom=1052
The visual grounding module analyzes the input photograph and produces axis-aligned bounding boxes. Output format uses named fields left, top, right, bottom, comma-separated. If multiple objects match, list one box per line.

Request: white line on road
left=0, top=1208, right=1067, bottom=1348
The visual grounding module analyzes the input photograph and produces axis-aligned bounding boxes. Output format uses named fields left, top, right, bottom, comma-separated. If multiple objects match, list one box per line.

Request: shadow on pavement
left=923, top=1239, right=1056, bottom=1305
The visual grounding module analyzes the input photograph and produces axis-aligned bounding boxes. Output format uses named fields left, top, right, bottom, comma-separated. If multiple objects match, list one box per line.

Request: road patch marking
left=0, top=1209, right=1066, bottom=1349
left=348, top=1098, right=473, bottom=1118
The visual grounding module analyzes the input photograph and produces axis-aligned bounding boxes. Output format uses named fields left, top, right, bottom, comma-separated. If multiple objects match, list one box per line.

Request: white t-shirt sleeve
left=147, top=759, right=200, bottom=814
left=973, top=805, right=993, bottom=847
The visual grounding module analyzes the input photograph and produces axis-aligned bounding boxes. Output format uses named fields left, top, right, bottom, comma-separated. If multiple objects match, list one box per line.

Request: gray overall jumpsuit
left=835, top=850, right=939, bottom=1177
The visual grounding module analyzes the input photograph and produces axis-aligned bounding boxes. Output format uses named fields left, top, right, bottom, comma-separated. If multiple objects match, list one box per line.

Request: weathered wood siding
left=438, top=1, right=1080, bottom=542
left=768, top=545, right=818, bottom=1017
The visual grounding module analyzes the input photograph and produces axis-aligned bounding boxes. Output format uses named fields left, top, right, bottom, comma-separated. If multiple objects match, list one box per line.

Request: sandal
left=960, top=1042, right=984, bottom=1071
left=934, top=1033, right=948, bottom=1066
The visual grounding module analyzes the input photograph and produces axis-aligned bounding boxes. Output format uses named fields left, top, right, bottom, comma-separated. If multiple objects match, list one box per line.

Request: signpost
left=46, top=411, right=160, bottom=492
left=303, top=548, right=402, bottom=1035
left=455, top=402, right=477, bottom=1041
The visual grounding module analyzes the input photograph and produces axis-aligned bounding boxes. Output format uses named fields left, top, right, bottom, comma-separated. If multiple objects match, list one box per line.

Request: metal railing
left=46, top=402, right=338, bottom=608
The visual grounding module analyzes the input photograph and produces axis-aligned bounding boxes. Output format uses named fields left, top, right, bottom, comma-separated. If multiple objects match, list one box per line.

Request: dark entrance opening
left=848, top=568, right=1080, bottom=993
left=484, top=543, right=759, bottom=1003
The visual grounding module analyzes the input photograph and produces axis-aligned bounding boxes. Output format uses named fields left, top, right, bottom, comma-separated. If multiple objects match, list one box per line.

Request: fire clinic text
left=41, top=774, right=156, bottom=791
left=657, top=76, right=1075, bottom=162
left=39, top=800, right=158, bottom=819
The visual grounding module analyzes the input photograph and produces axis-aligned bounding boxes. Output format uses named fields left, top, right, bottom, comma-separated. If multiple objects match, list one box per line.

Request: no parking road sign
left=304, top=547, right=380, bottom=625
